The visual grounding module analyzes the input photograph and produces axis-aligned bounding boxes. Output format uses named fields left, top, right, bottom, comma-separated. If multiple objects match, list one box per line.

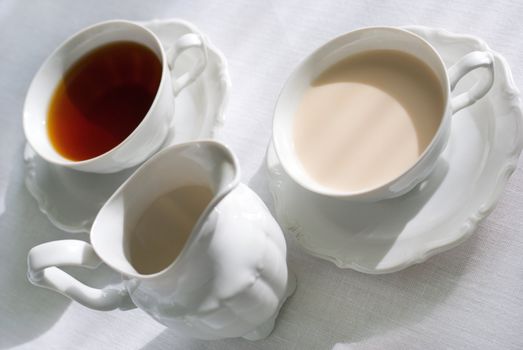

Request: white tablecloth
left=1, top=1, right=522, bottom=349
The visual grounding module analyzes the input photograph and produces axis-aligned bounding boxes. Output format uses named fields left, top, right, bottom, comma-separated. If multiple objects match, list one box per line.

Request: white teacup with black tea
left=24, top=20, right=208, bottom=173
left=273, top=27, right=494, bottom=201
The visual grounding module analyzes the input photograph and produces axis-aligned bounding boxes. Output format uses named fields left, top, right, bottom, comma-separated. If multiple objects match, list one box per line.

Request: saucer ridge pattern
left=24, top=145, right=93, bottom=233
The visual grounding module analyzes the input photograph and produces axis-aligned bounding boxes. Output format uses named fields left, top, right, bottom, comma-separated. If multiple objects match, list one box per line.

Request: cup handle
left=166, top=33, right=208, bottom=96
left=27, top=240, right=134, bottom=311
left=448, top=51, right=495, bottom=114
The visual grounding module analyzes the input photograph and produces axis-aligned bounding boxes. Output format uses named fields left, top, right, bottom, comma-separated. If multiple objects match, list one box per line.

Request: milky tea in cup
left=293, top=49, right=444, bottom=192
left=273, top=27, right=494, bottom=201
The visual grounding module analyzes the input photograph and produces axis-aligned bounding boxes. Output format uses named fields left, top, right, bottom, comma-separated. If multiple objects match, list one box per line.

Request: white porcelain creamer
left=27, top=140, right=295, bottom=340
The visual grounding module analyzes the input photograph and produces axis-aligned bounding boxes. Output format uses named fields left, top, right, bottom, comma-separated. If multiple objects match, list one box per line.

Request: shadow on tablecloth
left=0, top=143, right=122, bottom=349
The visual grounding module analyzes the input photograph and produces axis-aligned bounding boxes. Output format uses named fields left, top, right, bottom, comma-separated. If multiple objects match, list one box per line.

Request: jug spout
left=90, top=140, right=240, bottom=279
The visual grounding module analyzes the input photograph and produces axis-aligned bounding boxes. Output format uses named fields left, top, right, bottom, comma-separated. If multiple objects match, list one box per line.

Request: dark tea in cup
left=47, top=41, right=162, bottom=161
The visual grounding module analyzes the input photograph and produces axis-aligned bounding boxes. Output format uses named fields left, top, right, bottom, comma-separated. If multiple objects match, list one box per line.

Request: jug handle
left=27, top=240, right=135, bottom=311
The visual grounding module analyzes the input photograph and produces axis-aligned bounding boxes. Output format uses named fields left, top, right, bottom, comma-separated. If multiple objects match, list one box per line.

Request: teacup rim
left=23, top=19, right=167, bottom=169
left=272, top=25, right=451, bottom=200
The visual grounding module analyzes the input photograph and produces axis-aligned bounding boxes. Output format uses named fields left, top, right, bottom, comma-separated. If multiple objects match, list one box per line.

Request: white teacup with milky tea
left=273, top=27, right=494, bottom=201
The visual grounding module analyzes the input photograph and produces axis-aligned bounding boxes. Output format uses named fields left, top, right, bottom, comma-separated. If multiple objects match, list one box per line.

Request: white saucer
left=266, top=26, right=523, bottom=274
left=24, top=19, right=230, bottom=233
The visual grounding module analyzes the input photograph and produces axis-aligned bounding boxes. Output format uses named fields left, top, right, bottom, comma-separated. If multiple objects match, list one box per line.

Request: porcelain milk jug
left=27, top=141, right=296, bottom=340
